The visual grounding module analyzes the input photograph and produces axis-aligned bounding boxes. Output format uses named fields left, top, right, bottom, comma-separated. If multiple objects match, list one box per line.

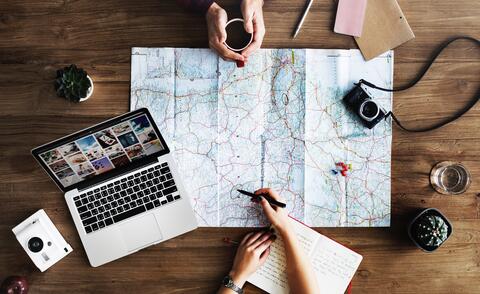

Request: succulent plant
left=414, top=214, right=449, bottom=248
left=55, top=64, right=92, bottom=102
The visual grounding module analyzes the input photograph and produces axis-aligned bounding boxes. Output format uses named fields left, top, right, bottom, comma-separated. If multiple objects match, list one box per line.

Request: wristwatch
left=222, top=275, right=244, bottom=294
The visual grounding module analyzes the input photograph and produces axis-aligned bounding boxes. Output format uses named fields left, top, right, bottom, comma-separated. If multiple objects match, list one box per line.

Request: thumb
left=260, top=196, right=275, bottom=219
left=259, top=247, right=271, bottom=264
left=243, top=10, right=254, bottom=34
left=218, top=23, right=228, bottom=43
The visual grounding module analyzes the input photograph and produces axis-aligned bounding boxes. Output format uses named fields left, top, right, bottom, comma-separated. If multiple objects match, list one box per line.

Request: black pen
left=237, top=189, right=287, bottom=208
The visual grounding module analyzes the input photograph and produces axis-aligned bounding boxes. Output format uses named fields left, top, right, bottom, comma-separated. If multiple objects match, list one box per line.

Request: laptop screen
left=33, top=109, right=168, bottom=191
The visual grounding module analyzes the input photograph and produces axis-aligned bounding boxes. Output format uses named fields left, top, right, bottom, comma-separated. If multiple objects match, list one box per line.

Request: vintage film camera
left=343, top=82, right=387, bottom=129
left=12, top=209, right=72, bottom=272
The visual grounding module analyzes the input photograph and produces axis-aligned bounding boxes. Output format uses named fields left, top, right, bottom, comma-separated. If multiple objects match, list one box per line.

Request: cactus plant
left=408, top=208, right=452, bottom=252
left=414, top=214, right=449, bottom=247
left=55, top=64, right=92, bottom=102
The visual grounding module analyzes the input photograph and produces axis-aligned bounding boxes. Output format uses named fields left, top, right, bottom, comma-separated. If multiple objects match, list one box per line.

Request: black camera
left=343, top=83, right=386, bottom=129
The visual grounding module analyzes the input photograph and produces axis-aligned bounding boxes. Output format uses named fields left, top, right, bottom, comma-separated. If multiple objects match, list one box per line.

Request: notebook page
left=311, top=234, right=363, bottom=294
left=247, top=219, right=320, bottom=294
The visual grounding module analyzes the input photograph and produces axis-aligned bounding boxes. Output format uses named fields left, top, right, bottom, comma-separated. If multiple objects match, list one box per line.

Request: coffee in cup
left=224, top=18, right=253, bottom=67
left=225, top=18, right=253, bottom=52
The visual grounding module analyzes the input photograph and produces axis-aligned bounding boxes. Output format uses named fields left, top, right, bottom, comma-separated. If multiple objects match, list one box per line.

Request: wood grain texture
left=0, top=0, right=479, bottom=293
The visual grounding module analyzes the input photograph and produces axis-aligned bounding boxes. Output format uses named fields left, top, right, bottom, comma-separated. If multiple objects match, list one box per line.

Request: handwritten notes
left=253, top=239, right=289, bottom=292
left=248, top=218, right=363, bottom=294
left=311, top=235, right=362, bottom=293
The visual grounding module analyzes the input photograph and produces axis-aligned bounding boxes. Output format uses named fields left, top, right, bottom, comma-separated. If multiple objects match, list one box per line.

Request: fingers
left=259, top=246, right=271, bottom=263
left=217, top=44, right=245, bottom=61
left=259, top=196, right=276, bottom=219
left=241, top=3, right=265, bottom=58
left=254, top=188, right=269, bottom=195
left=209, top=23, right=244, bottom=62
left=251, top=231, right=273, bottom=248
left=245, top=230, right=265, bottom=246
left=241, top=39, right=261, bottom=59
left=242, top=6, right=254, bottom=34
left=216, top=19, right=228, bottom=44
left=207, top=5, right=244, bottom=62
left=238, top=230, right=274, bottom=267
left=255, top=188, right=284, bottom=202
left=255, top=238, right=273, bottom=254
left=241, top=19, right=265, bottom=58
left=240, top=232, right=254, bottom=246
left=209, top=40, right=245, bottom=62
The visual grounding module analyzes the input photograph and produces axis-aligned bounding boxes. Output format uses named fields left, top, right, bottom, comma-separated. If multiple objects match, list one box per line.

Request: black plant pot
left=408, top=208, right=452, bottom=252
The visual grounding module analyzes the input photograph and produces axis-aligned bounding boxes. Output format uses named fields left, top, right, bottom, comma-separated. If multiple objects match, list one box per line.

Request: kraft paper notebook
left=247, top=218, right=363, bottom=294
left=355, top=0, right=414, bottom=60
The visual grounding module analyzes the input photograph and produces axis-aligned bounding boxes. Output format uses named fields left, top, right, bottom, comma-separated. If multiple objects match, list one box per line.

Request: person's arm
left=240, top=0, right=265, bottom=58
left=256, top=188, right=320, bottom=294
left=217, top=230, right=275, bottom=294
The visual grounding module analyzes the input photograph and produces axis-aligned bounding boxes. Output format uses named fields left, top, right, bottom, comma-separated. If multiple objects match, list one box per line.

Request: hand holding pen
left=220, top=188, right=320, bottom=294
left=237, top=189, right=287, bottom=208
left=244, top=188, right=292, bottom=236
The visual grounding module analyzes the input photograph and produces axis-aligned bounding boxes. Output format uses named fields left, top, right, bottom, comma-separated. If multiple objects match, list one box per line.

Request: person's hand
left=255, top=188, right=292, bottom=236
left=228, top=230, right=275, bottom=287
left=240, top=0, right=265, bottom=58
left=206, top=3, right=245, bottom=62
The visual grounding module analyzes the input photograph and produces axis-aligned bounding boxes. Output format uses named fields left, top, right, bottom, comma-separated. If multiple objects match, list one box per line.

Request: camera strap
left=358, top=36, right=480, bottom=132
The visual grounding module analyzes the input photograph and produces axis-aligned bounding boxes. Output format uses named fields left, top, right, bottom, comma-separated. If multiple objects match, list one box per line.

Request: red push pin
left=336, top=162, right=349, bottom=177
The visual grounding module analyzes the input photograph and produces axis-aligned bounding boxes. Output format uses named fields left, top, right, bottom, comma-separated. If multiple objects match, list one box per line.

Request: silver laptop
left=32, top=108, right=198, bottom=267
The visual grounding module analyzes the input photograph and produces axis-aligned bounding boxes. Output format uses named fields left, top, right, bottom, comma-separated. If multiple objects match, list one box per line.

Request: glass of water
left=430, top=161, right=472, bottom=195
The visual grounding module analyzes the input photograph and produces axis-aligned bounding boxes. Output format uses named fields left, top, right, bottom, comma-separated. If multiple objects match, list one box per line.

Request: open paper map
left=130, top=48, right=393, bottom=227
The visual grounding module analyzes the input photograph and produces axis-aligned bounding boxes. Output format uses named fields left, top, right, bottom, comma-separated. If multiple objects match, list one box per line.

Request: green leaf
left=54, top=64, right=91, bottom=102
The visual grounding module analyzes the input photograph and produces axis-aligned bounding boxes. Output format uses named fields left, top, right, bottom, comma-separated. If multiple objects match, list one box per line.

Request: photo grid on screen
left=39, top=114, right=164, bottom=188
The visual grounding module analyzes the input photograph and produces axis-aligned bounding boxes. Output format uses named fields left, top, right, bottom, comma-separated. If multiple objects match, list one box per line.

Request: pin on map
left=334, top=162, right=350, bottom=177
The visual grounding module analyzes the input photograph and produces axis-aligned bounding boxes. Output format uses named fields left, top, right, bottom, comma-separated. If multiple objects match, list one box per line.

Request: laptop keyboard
left=73, top=162, right=181, bottom=234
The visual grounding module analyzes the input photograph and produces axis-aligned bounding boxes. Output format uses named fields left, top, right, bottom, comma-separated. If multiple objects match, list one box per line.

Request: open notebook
left=248, top=218, right=363, bottom=294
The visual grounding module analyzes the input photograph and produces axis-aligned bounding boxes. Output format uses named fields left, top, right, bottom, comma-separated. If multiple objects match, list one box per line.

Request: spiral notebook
left=247, top=217, right=363, bottom=294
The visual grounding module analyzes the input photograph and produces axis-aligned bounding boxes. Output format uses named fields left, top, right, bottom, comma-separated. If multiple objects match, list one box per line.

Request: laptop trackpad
left=119, top=214, right=162, bottom=252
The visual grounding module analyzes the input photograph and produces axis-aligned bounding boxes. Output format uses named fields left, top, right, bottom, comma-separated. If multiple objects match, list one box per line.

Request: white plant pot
left=79, top=75, right=94, bottom=102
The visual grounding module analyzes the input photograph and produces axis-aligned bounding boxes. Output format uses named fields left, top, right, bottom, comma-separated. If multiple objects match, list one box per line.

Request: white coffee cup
left=224, top=18, right=254, bottom=52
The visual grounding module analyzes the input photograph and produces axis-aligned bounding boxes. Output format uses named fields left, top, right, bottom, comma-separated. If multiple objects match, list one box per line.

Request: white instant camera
left=12, top=209, right=73, bottom=272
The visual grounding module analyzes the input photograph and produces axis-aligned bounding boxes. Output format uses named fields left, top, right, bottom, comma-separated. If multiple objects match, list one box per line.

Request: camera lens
left=28, top=237, right=44, bottom=253
left=359, top=100, right=380, bottom=121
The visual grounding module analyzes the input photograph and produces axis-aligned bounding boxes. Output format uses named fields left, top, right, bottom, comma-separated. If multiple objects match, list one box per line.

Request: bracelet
left=222, top=275, right=244, bottom=294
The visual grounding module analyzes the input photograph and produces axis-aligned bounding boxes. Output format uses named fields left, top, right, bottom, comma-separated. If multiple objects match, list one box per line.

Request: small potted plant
left=408, top=208, right=452, bottom=252
left=55, top=64, right=94, bottom=102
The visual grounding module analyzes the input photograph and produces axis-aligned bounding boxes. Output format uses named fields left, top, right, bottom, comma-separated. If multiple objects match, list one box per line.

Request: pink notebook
left=334, top=0, right=368, bottom=37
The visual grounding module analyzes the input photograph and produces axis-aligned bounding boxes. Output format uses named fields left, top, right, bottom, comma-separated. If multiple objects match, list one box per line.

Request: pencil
left=223, top=237, right=239, bottom=245
left=293, top=0, right=314, bottom=39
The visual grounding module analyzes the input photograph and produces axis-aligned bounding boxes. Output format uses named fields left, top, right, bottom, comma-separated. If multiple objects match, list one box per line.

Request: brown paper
left=355, top=0, right=415, bottom=60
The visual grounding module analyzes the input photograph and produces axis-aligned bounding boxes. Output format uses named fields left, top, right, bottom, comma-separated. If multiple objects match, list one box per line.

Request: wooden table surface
left=0, top=0, right=479, bottom=293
